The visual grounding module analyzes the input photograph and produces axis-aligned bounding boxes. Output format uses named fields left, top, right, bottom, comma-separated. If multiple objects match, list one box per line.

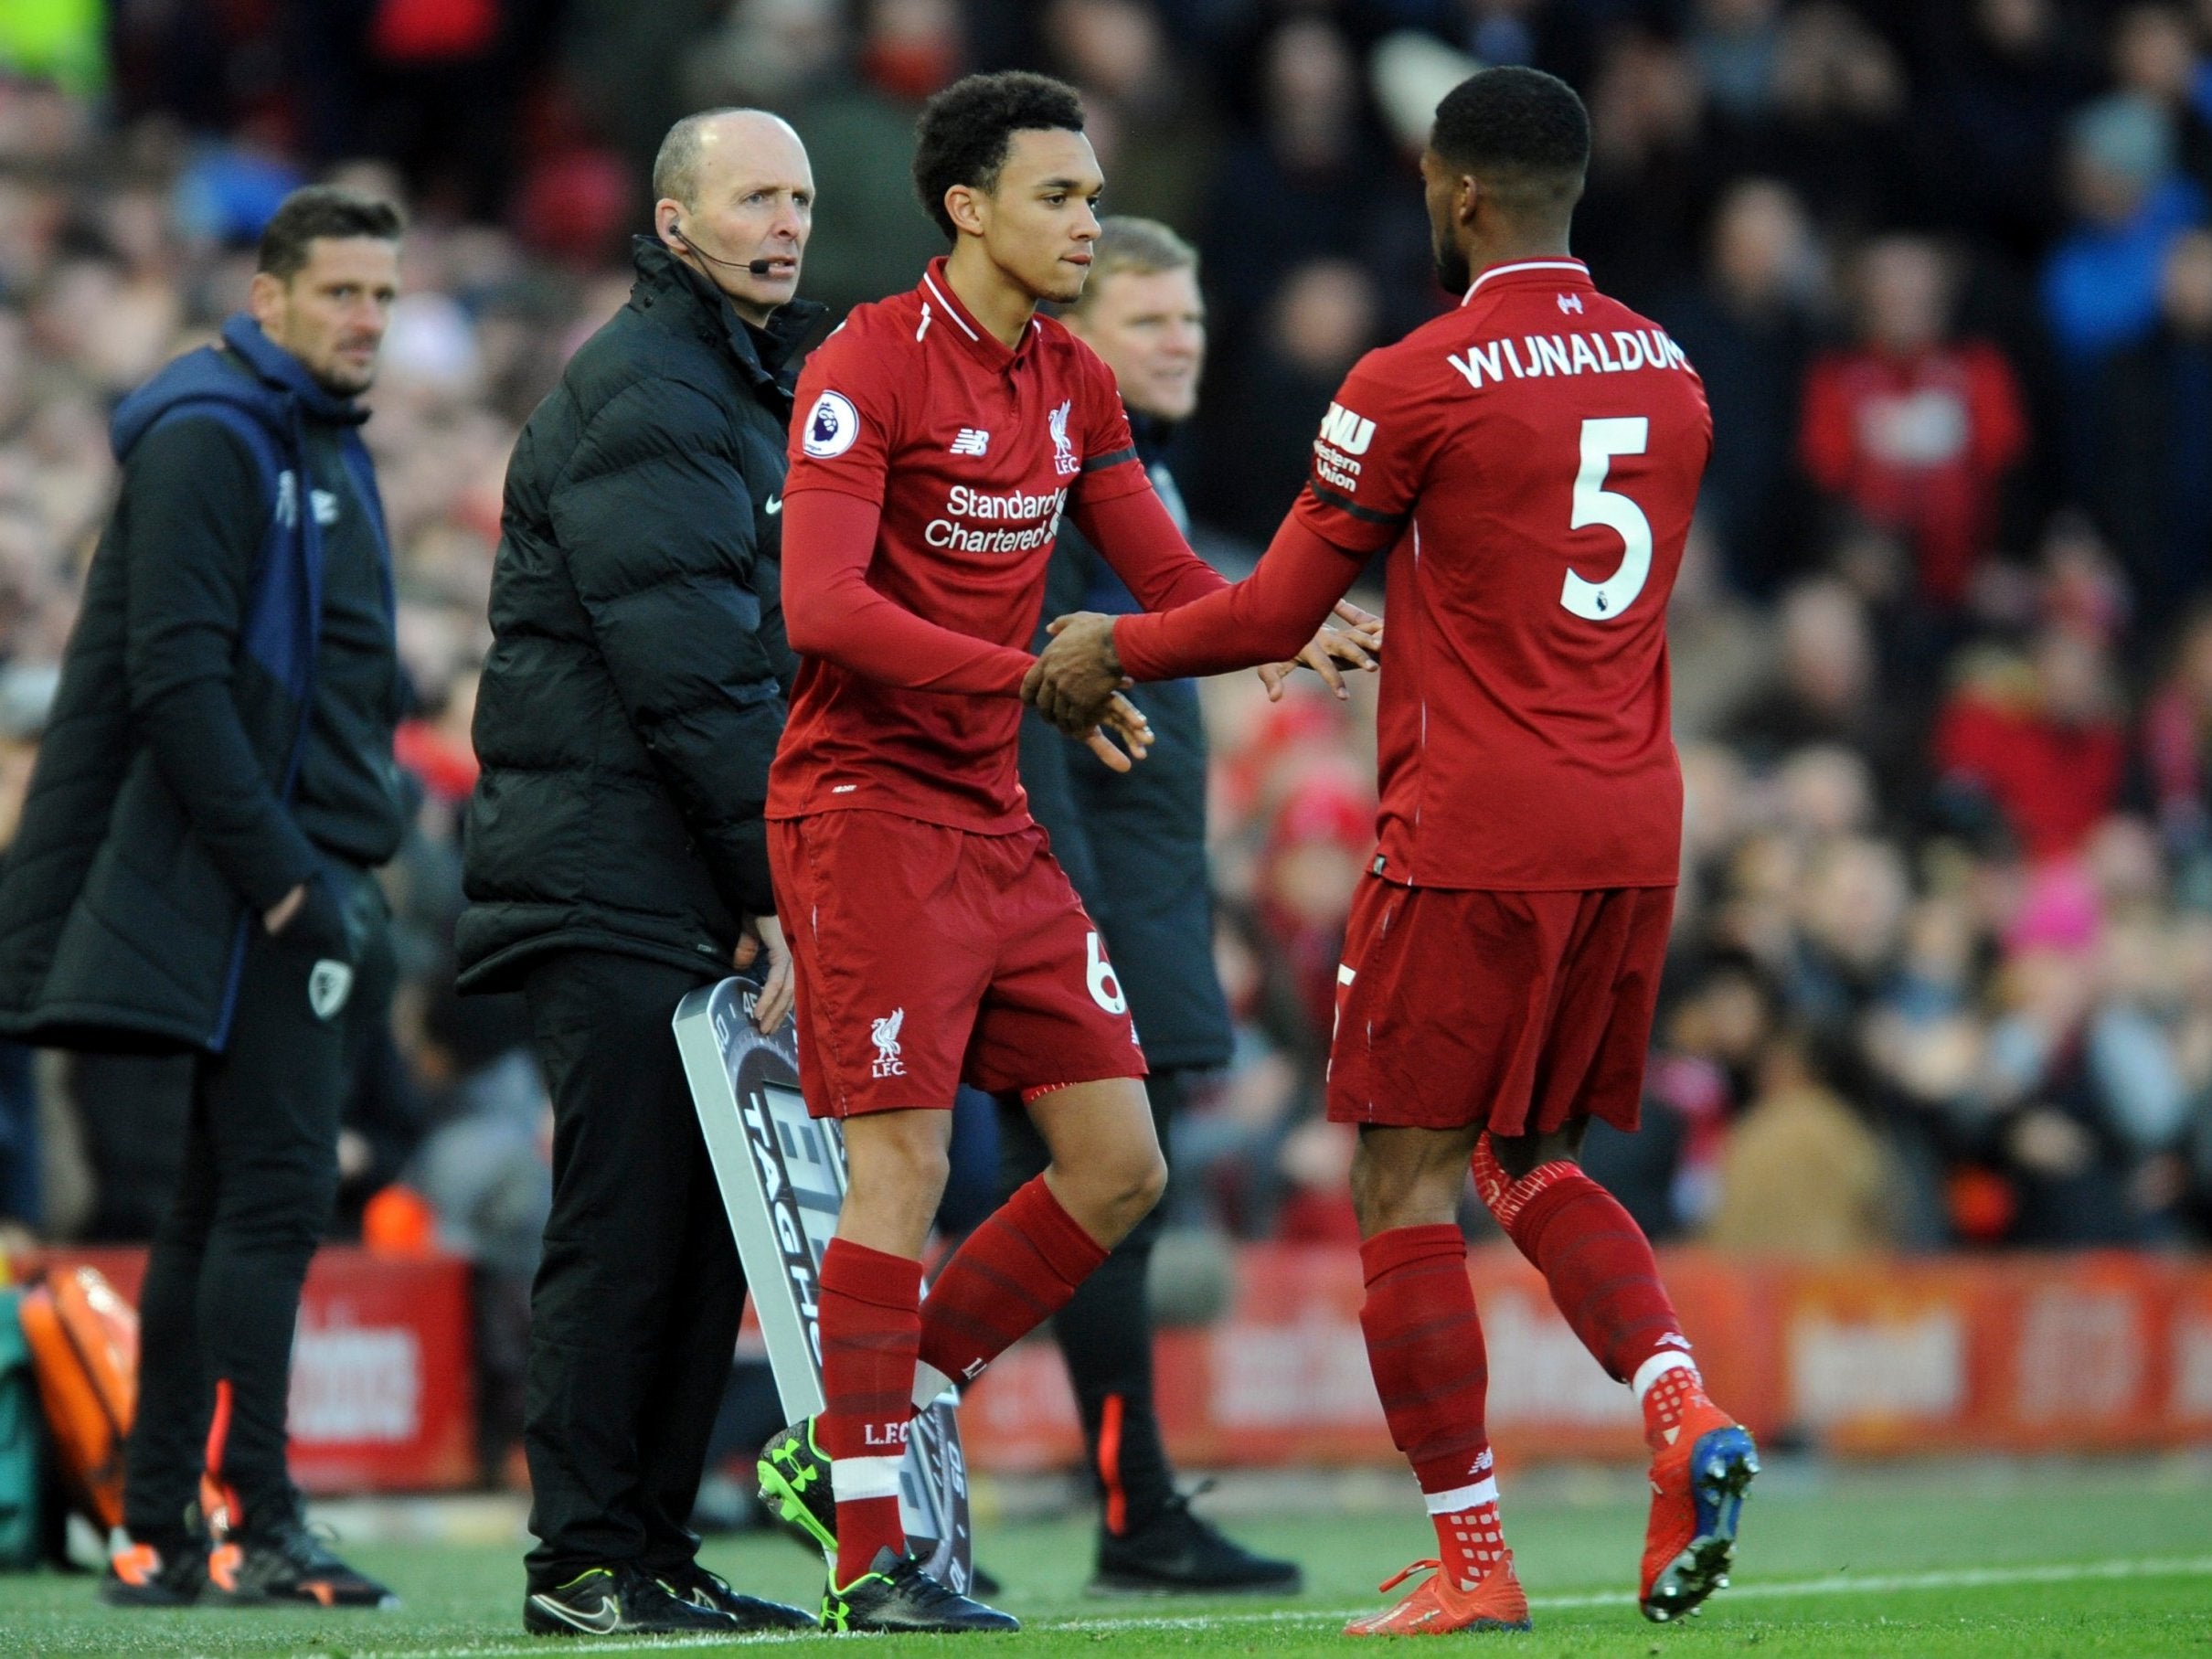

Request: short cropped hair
left=256, top=186, right=404, bottom=282
left=654, top=107, right=754, bottom=207
left=1430, top=67, right=1590, bottom=222
left=1090, top=217, right=1196, bottom=283
left=913, top=70, right=1086, bottom=240
left=1069, top=217, right=1198, bottom=316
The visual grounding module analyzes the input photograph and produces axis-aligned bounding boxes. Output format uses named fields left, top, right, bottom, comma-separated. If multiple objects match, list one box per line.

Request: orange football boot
left=1344, top=1558, right=1532, bottom=1636
left=1640, top=1391, right=1759, bottom=1622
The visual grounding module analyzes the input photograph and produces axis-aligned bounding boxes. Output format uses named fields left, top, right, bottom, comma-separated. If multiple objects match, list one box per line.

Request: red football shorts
left=1326, top=878, right=1675, bottom=1135
left=768, top=810, right=1145, bottom=1118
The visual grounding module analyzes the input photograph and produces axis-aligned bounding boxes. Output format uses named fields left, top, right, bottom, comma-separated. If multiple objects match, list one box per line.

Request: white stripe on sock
left=1422, top=1476, right=1498, bottom=1515
left=1632, top=1349, right=1697, bottom=1403
left=910, top=1362, right=954, bottom=1410
left=833, top=1453, right=904, bottom=1502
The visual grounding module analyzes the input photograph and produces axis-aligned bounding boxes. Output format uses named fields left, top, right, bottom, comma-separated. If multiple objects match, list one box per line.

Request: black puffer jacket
left=1016, top=422, right=1231, bottom=1072
left=456, top=240, right=823, bottom=993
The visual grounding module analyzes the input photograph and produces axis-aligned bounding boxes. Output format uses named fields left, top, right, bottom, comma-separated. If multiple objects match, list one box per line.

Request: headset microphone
left=670, top=220, right=786, bottom=278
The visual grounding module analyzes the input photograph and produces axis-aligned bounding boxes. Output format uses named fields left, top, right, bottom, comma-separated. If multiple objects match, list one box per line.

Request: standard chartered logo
left=924, top=484, right=1068, bottom=554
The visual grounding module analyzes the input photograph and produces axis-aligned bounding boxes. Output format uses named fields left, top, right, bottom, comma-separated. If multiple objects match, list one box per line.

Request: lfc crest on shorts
left=870, top=1007, right=906, bottom=1077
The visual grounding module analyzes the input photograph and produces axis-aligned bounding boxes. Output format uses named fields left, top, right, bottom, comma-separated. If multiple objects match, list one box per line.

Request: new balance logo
left=1558, top=292, right=1584, bottom=314
left=1318, top=401, right=1375, bottom=455
left=950, top=428, right=990, bottom=456
left=871, top=1008, right=906, bottom=1077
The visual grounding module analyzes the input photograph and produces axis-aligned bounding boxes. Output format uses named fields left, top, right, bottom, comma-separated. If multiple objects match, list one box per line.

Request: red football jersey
left=1293, top=258, right=1711, bottom=889
left=771, top=259, right=1154, bottom=831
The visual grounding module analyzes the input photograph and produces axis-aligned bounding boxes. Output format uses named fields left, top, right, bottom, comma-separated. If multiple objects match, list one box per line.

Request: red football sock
left=1357, top=1225, right=1508, bottom=1590
left=818, top=1239, right=921, bottom=1587
left=1474, top=1137, right=1690, bottom=1388
left=916, top=1175, right=1106, bottom=1391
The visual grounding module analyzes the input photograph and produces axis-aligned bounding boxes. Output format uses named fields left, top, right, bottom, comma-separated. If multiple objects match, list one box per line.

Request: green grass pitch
left=2, top=1462, right=2207, bottom=1655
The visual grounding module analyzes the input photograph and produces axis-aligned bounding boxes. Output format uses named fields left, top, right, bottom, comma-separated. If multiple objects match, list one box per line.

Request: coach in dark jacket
left=998, top=220, right=1298, bottom=1596
left=459, top=109, right=814, bottom=1640
left=0, top=188, right=406, bottom=1609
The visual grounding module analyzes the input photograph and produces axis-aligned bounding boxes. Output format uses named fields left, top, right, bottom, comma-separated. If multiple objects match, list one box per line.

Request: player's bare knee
left=1058, top=1142, right=1164, bottom=1239
left=1127, top=1142, right=1169, bottom=1216
left=842, top=1111, right=953, bottom=1234
left=1350, top=1133, right=1462, bottom=1236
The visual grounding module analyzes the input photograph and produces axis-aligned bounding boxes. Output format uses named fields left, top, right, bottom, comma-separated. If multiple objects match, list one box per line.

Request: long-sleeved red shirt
left=770, top=259, right=1224, bottom=830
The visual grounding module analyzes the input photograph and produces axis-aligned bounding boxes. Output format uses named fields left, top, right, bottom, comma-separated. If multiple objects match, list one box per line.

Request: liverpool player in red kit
left=758, top=72, right=1363, bottom=1633
left=1031, top=68, right=1757, bottom=1634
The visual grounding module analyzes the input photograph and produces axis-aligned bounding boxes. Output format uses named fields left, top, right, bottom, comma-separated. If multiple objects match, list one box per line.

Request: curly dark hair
left=1430, top=66, right=1590, bottom=220
left=912, top=70, right=1086, bottom=241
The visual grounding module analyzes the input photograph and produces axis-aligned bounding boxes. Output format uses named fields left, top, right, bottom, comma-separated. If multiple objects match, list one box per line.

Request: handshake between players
left=1023, top=599, right=1383, bottom=766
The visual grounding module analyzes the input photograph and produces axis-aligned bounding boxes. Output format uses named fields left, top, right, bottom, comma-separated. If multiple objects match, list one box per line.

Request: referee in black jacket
left=458, top=109, right=816, bottom=1639
left=1000, top=219, right=1303, bottom=1596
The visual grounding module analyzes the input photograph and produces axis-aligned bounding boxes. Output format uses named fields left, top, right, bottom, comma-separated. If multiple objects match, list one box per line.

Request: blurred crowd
left=0, top=0, right=2210, bottom=1336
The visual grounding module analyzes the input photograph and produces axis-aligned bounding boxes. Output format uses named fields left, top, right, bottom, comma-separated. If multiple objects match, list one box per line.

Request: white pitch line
left=354, top=1555, right=2212, bottom=1655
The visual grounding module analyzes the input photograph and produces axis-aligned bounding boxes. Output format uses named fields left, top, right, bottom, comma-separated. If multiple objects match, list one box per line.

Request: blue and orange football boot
left=1639, top=1389, right=1759, bottom=1622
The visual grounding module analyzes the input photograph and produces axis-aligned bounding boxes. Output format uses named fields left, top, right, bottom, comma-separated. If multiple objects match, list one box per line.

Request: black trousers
left=521, top=951, right=741, bottom=1589
left=996, top=1068, right=1182, bottom=1532
left=125, top=864, right=390, bottom=1541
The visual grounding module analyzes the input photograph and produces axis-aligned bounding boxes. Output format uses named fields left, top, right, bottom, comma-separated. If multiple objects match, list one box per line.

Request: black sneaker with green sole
left=522, top=1564, right=739, bottom=1636
left=758, top=1416, right=836, bottom=1558
left=821, top=1546, right=1019, bottom=1632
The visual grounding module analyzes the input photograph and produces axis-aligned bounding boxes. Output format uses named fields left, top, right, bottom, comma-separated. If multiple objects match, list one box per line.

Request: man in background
left=999, top=216, right=1301, bottom=1597
left=0, top=186, right=407, bottom=1611
left=459, top=108, right=817, bottom=1639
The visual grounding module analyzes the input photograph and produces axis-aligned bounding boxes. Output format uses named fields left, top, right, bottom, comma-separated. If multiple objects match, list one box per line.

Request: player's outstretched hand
left=1259, top=608, right=1382, bottom=702
left=1025, top=611, right=1127, bottom=733
left=1335, top=596, right=1385, bottom=651
left=738, top=913, right=796, bottom=1032
left=1083, top=692, right=1154, bottom=773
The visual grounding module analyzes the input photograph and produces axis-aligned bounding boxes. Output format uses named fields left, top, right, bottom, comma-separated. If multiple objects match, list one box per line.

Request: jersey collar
left=1461, top=258, right=1592, bottom=306
left=919, top=256, right=1040, bottom=367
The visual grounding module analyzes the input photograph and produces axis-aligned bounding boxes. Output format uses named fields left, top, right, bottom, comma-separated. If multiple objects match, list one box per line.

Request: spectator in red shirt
left=1799, top=235, right=2028, bottom=608
left=1933, top=627, right=2126, bottom=862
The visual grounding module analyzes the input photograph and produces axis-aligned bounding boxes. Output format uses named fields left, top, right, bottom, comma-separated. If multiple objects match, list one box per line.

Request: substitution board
left=673, top=975, right=973, bottom=1590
